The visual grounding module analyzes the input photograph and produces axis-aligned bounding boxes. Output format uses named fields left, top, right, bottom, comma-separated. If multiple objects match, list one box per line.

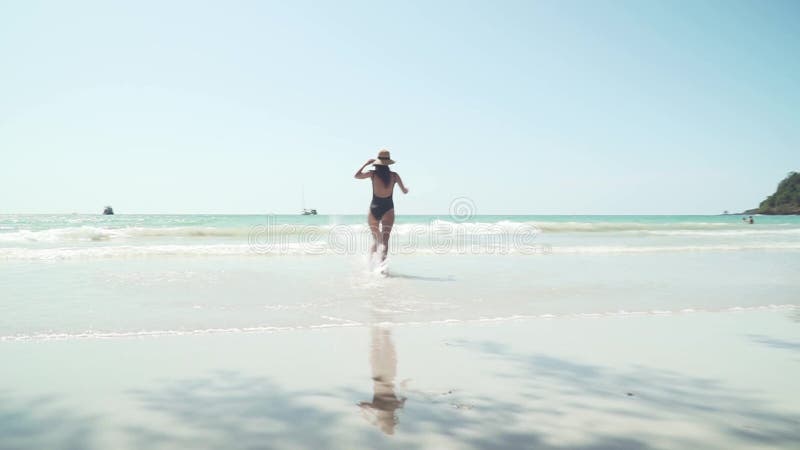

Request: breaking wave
left=2, top=242, right=799, bottom=260
left=2, top=220, right=798, bottom=243
left=2, top=217, right=799, bottom=260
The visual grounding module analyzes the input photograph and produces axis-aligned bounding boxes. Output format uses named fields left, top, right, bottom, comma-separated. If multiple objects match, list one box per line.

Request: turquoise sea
left=2, top=214, right=799, bottom=341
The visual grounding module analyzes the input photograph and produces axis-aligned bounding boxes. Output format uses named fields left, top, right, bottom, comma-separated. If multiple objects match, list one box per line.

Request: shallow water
left=1, top=214, right=798, bottom=340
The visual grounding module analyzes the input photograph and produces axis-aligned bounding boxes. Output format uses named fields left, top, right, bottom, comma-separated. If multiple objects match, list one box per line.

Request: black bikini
left=370, top=194, right=394, bottom=220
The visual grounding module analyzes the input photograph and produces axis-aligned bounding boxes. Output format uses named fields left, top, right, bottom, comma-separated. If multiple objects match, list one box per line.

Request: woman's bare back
left=371, top=172, right=398, bottom=198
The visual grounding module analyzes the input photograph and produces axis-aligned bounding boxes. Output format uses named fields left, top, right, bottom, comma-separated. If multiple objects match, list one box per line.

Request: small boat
left=300, top=186, right=316, bottom=215
left=103, top=206, right=114, bottom=215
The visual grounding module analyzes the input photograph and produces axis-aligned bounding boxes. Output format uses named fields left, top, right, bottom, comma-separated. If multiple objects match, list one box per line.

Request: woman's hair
left=374, top=165, right=392, bottom=187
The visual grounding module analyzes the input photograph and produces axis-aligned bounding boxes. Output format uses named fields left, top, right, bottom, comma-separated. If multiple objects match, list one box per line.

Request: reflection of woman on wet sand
left=358, top=326, right=406, bottom=435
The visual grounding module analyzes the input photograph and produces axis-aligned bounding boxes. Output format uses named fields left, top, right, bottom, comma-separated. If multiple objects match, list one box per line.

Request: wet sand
left=1, top=309, right=799, bottom=449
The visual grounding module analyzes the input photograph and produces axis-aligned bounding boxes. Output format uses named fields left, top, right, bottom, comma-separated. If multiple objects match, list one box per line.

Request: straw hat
left=372, top=149, right=395, bottom=166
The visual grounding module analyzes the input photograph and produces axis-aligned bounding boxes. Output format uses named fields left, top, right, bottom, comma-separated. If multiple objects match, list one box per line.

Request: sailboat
left=300, top=186, right=317, bottom=215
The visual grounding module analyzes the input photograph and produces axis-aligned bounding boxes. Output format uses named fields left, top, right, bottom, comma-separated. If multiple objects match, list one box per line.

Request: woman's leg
left=368, top=212, right=380, bottom=255
left=379, top=209, right=395, bottom=261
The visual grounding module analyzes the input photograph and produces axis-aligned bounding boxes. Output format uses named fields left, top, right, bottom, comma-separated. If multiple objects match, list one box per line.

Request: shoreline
left=2, top=304, right=798, bottom=343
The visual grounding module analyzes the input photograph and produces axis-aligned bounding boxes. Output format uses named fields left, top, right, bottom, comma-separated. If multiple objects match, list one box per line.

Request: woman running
left=354, top=149, right=409, bottom=262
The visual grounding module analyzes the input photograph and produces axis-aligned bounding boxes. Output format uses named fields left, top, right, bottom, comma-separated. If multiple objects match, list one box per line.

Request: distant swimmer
left=749, top=215, right=754, bottom=224
left=354, top=149, right=409, bottom=263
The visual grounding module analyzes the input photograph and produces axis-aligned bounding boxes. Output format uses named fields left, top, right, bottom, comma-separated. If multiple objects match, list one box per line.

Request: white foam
left=646, top=229, right=800, bottom=237
left=2, top=240, right=800, bottom=260
left=0, top=226, right=259, bottom=242
left=532, top=221, right=731, bottom=232
left=549, top=243, right=800, bottom=254
left=2, top=220, right=798, bottom=244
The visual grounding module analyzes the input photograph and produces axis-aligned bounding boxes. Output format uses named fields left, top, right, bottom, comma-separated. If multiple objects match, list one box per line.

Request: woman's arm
left=395, top=173, right=409, bottom=194
left=354, top=159, right=375, bottom=179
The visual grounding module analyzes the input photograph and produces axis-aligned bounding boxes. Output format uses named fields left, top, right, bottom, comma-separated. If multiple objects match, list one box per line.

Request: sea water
left=2, top=214, right=799, bottom=341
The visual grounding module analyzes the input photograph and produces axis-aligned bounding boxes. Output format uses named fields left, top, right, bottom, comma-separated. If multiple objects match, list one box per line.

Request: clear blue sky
left=1, top=0, right=798, bottom=214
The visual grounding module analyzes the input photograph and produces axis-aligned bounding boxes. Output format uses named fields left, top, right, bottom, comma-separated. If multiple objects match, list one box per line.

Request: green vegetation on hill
left=746, top=172, right=800, bottom=215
